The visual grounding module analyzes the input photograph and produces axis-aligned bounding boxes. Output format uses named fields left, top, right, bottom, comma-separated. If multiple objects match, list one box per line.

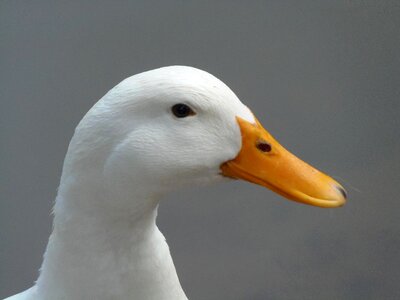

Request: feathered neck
left=34, top=174, right=188, bottom=300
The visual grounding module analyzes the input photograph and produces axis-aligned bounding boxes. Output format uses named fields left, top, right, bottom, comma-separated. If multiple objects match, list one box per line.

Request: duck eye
left=171, top=103, right=195, bottom=118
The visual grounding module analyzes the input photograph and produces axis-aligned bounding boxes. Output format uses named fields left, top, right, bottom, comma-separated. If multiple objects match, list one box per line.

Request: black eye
left=171, top=103, right=195, bottom=118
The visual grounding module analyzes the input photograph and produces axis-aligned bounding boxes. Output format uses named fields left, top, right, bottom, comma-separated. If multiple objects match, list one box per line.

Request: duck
left=5, top=66, right=346, bottom=300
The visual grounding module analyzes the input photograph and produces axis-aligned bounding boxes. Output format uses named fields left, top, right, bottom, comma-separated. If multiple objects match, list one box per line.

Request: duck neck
left=35, top=177, right=188, bottom=300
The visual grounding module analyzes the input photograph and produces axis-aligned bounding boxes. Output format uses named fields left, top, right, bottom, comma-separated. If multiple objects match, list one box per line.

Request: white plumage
left=6, top=66, right=345, bottom=300
left=6, top=66, right=255, bottom=300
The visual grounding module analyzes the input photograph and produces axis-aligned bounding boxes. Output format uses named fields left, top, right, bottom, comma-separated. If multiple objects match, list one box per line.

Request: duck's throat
left=35, top=191, right=188, bottom=300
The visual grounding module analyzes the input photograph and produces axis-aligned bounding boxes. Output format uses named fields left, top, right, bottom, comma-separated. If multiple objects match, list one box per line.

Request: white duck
left=5, top=66, right=346, bottom=300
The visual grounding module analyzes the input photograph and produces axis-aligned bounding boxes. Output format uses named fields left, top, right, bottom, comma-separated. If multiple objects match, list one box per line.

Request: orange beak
left=221, top=117, right=346, bottom=208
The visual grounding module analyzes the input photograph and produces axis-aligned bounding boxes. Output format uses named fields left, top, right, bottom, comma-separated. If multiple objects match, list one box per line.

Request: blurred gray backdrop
left=1, top=1, right=399, bottom=299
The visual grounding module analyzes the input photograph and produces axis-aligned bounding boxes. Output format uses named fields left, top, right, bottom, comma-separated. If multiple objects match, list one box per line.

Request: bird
left=5, top=66, right=346, bottom=300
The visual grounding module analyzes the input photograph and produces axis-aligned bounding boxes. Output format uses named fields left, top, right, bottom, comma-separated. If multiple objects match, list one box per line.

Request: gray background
left=1, top=1, right=399, bottom=299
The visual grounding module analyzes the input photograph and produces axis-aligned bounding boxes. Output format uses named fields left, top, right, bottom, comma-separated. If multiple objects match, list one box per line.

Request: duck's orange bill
left=220, top=117, right=346, bottom=208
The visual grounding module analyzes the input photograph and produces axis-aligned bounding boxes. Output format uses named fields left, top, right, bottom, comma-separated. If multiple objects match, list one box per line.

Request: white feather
left=5, top=66, right=254, bottom=300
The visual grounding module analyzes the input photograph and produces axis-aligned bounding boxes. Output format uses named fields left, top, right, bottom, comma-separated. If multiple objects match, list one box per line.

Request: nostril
left=256, top=140, right=272, bottom=153
left=336, top=185, right=347, bottom=199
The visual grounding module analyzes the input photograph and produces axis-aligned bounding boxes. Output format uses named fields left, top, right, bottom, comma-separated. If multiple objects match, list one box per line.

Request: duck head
left=65, top=66, right=345, bottom=211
